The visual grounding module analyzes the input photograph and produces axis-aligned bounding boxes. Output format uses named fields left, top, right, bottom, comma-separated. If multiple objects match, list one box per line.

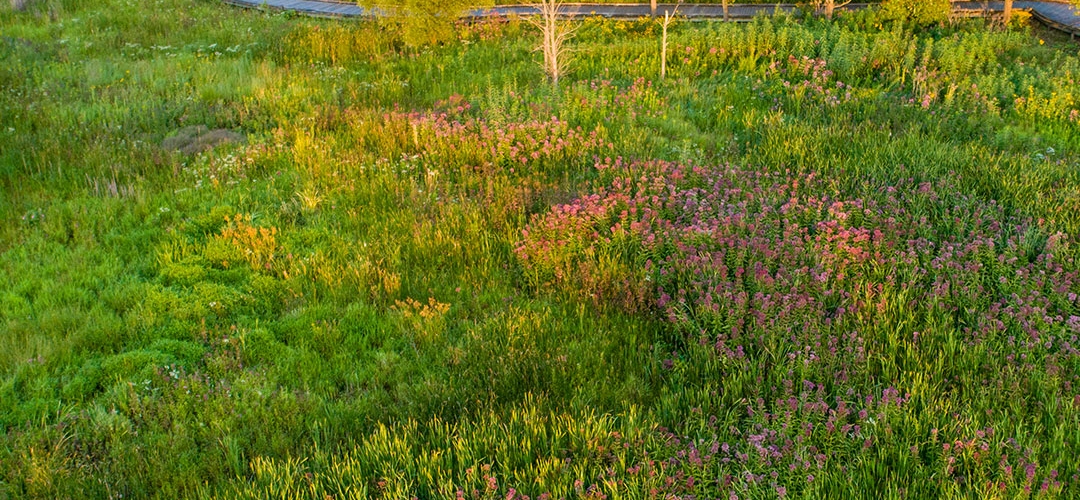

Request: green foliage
left=879, top=0, right=951, bottom=27
left=358, top=0, right=494, bottom=47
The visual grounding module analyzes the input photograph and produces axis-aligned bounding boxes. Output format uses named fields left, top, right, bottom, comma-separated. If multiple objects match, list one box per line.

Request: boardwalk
left=1016, top=1, right=1080, bottom=35
left=221, top=0, right=1080, bottom=36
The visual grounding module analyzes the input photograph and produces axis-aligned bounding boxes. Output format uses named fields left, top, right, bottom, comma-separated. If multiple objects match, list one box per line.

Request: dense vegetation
left=2, top=0, right=1080, bottom=498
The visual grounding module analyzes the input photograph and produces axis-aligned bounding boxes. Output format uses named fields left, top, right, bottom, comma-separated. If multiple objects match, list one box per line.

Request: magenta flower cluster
left=520, top=158, right=1077, bottom=362
left=769, top=55, right=853, bottom=106
left=516, top=157, right=1079, bottom=495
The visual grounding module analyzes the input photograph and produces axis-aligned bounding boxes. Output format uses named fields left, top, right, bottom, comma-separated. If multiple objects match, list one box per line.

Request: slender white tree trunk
left=530, top=0, right=575, bottom=87
left=661, top=20, right=667, bottom=80
left=660, top=8, right=675, bottom=80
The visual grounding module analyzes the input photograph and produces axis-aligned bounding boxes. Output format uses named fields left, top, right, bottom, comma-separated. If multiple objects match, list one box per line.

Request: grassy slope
left=1, top=0, right=1079, bottom=498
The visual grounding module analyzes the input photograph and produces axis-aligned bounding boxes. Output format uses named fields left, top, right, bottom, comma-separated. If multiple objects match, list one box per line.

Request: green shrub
left=879, top=0, right=951, bottom=27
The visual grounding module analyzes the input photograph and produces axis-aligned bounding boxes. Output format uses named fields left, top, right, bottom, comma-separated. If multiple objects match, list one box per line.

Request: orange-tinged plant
left=217, top=214, right=279, bottom=272
left=393, top=297, right=452, bottom=344
left=393, top=297, right=450, bottom=320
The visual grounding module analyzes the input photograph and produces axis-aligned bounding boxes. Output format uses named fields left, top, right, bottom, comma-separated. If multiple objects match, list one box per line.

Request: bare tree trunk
left=651, top=0, right=657, bottom=17
left=661, top=17, right=666, bottom=80
left=1003, top=0, right=1013, bottom=26
left=660, top=8, right=676, bottom=80
left=722, top=0, right=729, bottom=22
left=822, top=0, right=851, bottom=20
left=529, top=0, right=576, bottom=87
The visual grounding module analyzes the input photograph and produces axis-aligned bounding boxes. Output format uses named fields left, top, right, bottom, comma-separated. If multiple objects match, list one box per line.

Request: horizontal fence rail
left=220, top=0, right=1080, bottom=36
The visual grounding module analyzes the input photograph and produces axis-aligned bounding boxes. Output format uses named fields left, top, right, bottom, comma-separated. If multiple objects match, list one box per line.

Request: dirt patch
left=9, top=0, right=42, bottom=11
left=162, top=126, right=246, bottom=155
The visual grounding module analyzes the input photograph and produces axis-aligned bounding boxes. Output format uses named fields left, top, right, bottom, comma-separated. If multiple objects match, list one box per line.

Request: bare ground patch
left=162, top=125, right=246, bottom=155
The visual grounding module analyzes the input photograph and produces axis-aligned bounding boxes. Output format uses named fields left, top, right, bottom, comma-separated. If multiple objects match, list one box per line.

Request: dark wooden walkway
left=221, top=0, right=1079, bottom=36
left=1016, top=1, right=1080, bottom=35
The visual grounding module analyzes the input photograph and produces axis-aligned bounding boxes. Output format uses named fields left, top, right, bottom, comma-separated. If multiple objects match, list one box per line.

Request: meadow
left=2, top=0, right=1080, bottom=498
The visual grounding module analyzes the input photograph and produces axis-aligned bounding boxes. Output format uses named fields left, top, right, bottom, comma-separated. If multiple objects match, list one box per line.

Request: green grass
left=1, top=0, right=1079, bottom=498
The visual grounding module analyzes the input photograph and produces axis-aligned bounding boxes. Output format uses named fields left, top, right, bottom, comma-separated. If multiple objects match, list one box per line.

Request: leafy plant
left=879, top=0, right=951, bottom=27
left=358, top=0, right=494, bottom=47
